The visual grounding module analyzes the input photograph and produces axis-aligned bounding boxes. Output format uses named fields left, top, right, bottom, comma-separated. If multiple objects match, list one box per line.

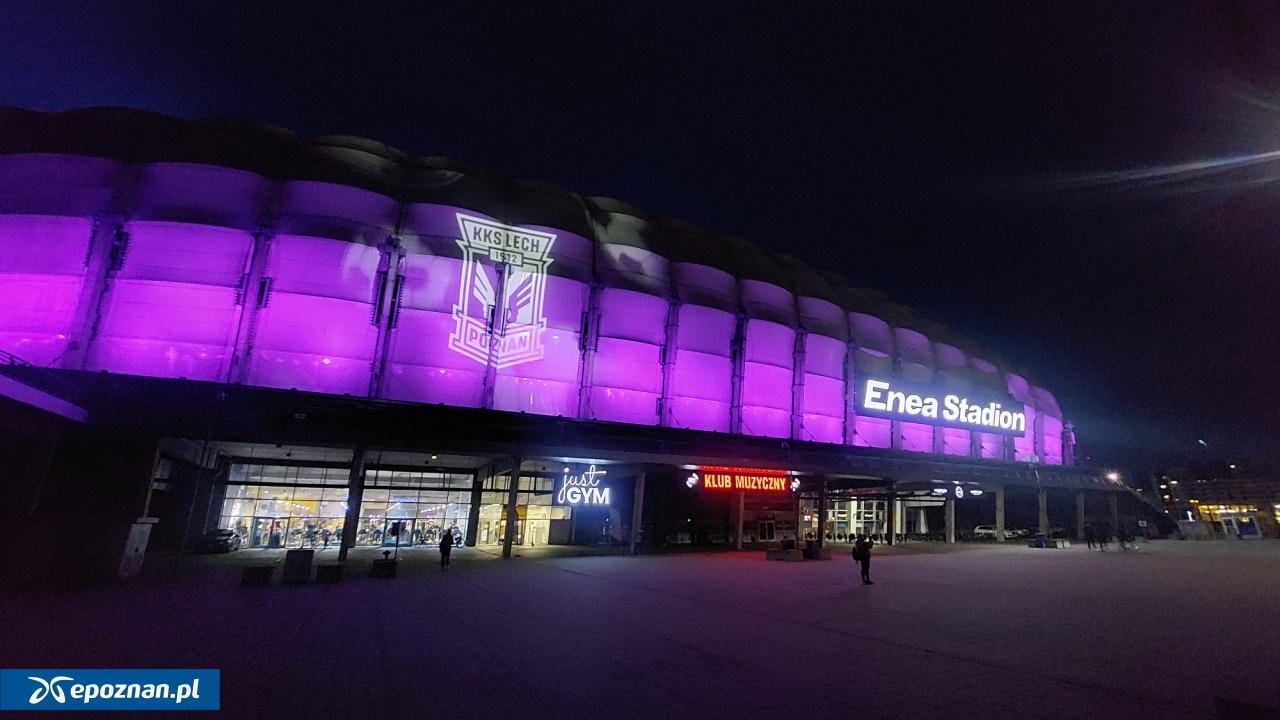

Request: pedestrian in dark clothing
left=1084, top=524, right=1096, bottom=550
left=853, top=534, right=874, bottom=585
left=439, top=530, right=454, bottom=571
left=1098, top=526, right=1110, bottom=552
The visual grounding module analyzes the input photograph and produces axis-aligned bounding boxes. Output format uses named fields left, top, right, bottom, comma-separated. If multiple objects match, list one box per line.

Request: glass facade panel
left=219, top=463, right=349, bottom=550
left=472, top=476, right=559, bottom=547
left=217, top=463, right=478, bottom=551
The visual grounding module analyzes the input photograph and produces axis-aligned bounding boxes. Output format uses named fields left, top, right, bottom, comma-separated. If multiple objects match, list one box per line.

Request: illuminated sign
left=557, top=465, right=610, bottom=505
left=449, top=214, right=557, bottom=369
left=859, top=379, right=1026, bottom=435
left=695, top=466, right=792, bottom=494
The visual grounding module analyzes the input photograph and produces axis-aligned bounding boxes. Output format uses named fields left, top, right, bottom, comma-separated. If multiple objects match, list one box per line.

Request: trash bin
left=282, top=549, right=314, bottom=585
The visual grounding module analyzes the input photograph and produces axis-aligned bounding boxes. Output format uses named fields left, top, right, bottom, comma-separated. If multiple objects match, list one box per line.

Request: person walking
left=1098, top=525, right=1110, bottom=552
left=439, top=527, right=454, bottom=571
left=853, top=534, right=874, bottom=585
left=1084, top=523, right=1096, bottom=550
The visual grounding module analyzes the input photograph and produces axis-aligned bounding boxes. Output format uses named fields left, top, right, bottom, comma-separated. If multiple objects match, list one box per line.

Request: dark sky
left=3, top=2, right=1279, bottom=475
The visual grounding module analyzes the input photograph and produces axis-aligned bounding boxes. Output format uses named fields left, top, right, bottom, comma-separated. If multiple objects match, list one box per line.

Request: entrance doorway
left=758, top=520, right=776, bottom=542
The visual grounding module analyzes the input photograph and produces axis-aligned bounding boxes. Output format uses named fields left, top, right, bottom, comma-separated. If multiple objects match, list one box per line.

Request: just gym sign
left=557, top=465, right=610, bottom=505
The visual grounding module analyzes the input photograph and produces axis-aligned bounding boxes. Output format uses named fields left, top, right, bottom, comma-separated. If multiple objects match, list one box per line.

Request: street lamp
left=1106, top=471, right=1120, bottom=482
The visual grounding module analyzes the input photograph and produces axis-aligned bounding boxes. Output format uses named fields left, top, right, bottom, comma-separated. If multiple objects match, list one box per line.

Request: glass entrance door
left=758, top=520, right=776, bottom=542
left=383, top=519, right=412, bottom=547
left=253, top=518, right=288, bottom=549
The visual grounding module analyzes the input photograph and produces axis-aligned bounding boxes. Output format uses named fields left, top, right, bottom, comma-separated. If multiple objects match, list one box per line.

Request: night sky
left=3, top=2, right=1278, bottom=475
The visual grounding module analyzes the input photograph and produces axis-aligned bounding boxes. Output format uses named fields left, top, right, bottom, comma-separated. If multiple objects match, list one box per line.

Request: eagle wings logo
left=449, top=215, right=556, bottom=369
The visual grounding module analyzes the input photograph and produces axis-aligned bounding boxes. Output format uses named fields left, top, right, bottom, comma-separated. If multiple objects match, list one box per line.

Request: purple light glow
left=0, top=154, right=1071, bottom=465
left=243, top=235, right=381, bottom=395
left=87, top=222, right=251, bottom=381
left=590, top=289, right=667, bottom=425
left=0, top=215, right=91, bottom=366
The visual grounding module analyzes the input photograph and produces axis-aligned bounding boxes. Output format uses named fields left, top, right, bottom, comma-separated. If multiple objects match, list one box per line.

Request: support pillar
left=918, top=508, right=928, bottom=534
left=1076, top=492, right=1086, bottom=540
left=816, top=477, right=828, bottom=548
left=1038, top=489, right=1050, bottom=537
left=61, top=216, right=124, bottom=370
left=502, top=457, right=523, bottom=559
left=1108, top=492, right=1119, bottom=539
left=735, top=491, right=745, bottom=550
left=630, top=471, right=646, bottom=555
left=885, top=490, right=897, bottom=546
left=464, top=466, right=486, bottom=547
left=338, top=445, right=367, bottom=561
left=994, top=487, right=1006, bottom=542
left=945, top=497, right=956, bottom=543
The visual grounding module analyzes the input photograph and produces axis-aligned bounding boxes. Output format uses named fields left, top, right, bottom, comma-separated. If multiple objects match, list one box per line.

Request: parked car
left=193, top=529, right=242, bottom=553
left=973, top=526, right=1022, bottom=540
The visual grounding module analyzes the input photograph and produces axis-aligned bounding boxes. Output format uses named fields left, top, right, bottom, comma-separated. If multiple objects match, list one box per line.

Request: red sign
left=698, top=466, right=791, bottom=493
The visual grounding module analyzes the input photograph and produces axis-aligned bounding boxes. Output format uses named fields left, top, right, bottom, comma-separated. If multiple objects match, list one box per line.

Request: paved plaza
left=2, top=541, right=1277, bottom=718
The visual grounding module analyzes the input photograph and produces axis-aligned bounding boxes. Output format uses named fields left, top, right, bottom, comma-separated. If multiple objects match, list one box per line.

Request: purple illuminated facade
left=0, top=108, right=1071, bottom=466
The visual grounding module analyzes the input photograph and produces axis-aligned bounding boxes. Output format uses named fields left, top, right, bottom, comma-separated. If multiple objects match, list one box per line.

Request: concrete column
left=1062, top=421, right=1077, bottom=466
left=501, top=457, right=523, bottom=559
left=338, top=445, right=367, bottom=561
left=657, top=300, right=681, bottom=427
left=368, top=241, right=406, bottom=398
left=789, top=329, right=806, bottom=440
left=735, top=491, right=745, bottom=550
left=816, top=477, right=828, bottom=548
left=1076, top=492, right=1086, bottom=539
left=885, top=492, right=897, bottom=546
left=918, top=508, right=928, bottom=534
left=464, top=466, right=487, bottom=547
left=1108, top=492, right=1120, bottom=539
left=480, top=269, right=512, bottom=410
left=629, top=471, right=646, bottom=555
left=729, top=314, right=746, bottom=434
left=945, top=497, right=956, bottom=543
left=1038, top=489, right=1050, bottom=537
left=575, top=280, right=603, bottom=420
left=61, top=217, right=124, bottom=370
left=229, top=231, right=276, bottom=383
left=994, top=487, right=1006, bottom=542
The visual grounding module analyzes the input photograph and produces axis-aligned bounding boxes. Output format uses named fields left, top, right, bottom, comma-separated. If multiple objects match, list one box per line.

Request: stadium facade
left=0, top=108, right=1124, bottom=582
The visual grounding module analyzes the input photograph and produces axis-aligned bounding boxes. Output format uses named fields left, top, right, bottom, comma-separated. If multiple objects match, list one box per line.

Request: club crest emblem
left=448, top=214, right=556, bottom=369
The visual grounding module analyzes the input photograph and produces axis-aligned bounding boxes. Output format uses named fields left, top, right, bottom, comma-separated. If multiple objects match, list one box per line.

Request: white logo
left=558, top=465, right=609, bottom=505
left=28, top=676, right=72, bottom=704
left=448, top=214, right=556, bottom=369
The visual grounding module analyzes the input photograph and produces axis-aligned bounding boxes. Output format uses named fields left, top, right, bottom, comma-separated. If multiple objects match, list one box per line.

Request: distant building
left=1152, top=471, right=1280, bottom=539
